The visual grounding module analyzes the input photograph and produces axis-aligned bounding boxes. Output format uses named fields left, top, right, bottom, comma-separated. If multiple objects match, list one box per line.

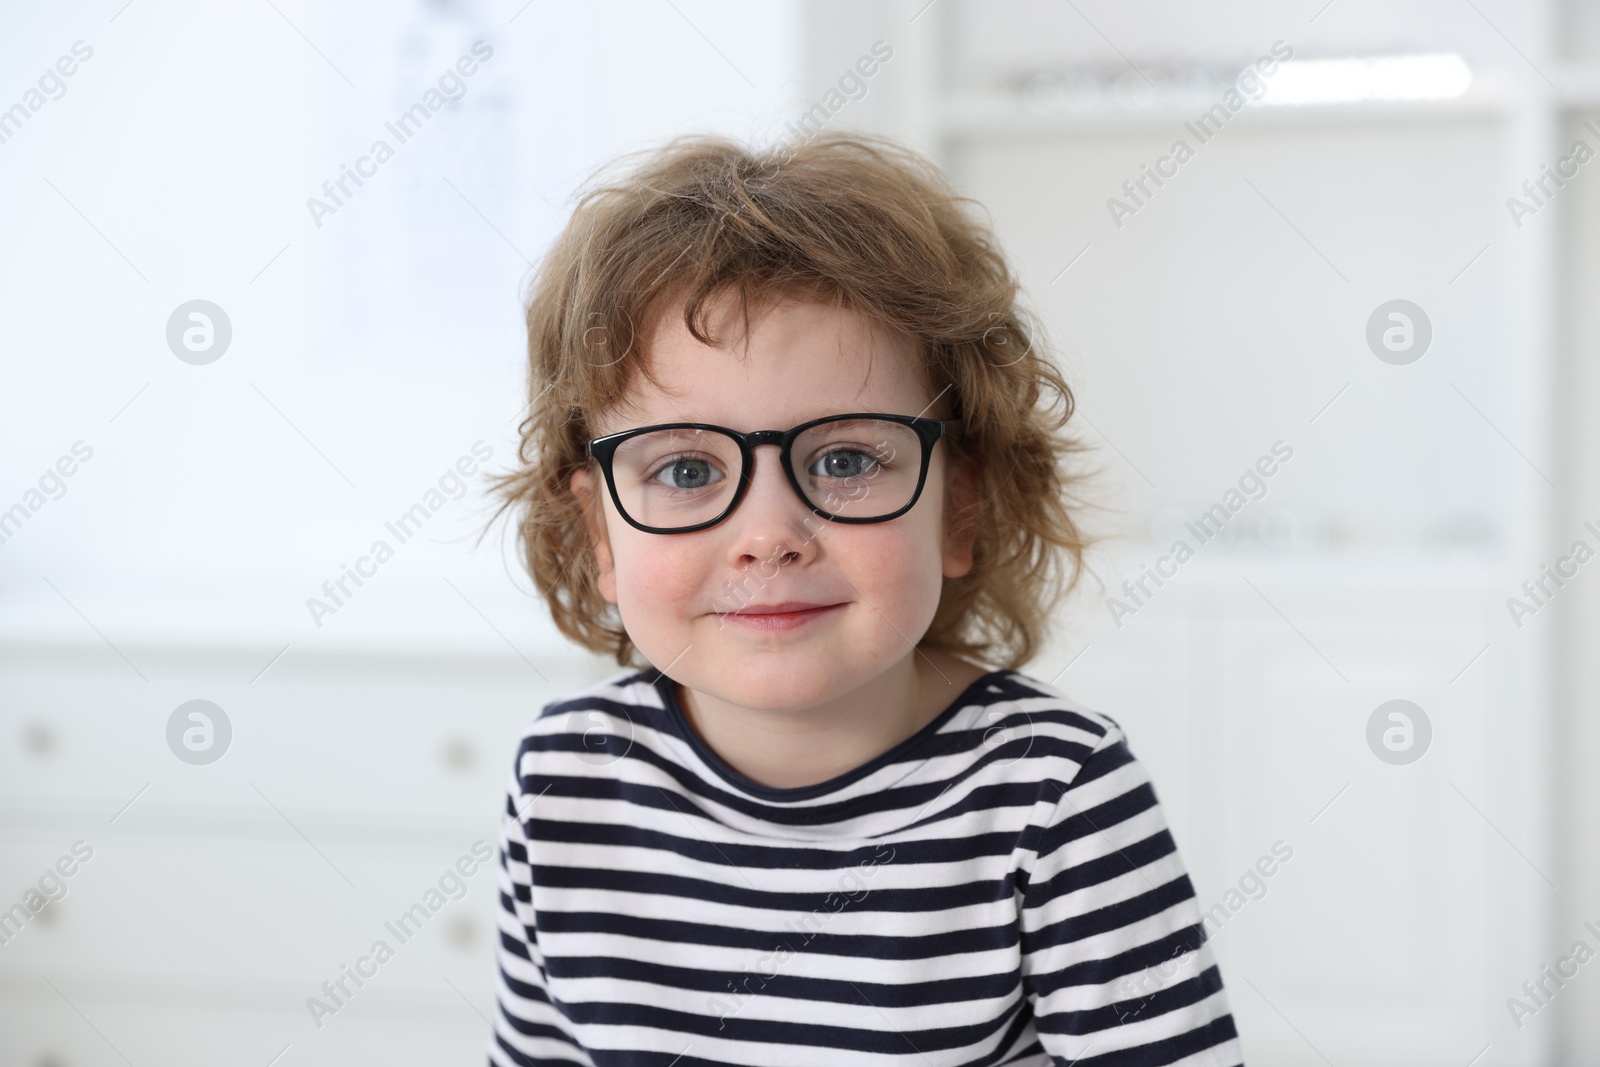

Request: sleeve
left=1017, top=722, right=1246, bottom=1066
left=488, top=745, right=593, bottom=1067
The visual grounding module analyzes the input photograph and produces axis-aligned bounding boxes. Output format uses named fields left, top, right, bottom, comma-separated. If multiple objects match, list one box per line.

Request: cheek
left=847, top=519, right=945, bottom=611
left=610, top=534, right=703, bottom=616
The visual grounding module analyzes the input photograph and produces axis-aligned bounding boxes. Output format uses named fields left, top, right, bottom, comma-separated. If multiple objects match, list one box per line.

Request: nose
left=724, top=444, right=819, bottom=566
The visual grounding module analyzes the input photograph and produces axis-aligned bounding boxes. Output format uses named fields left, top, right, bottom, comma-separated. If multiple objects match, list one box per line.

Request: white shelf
left=941, top=83, right=1514, bottom=139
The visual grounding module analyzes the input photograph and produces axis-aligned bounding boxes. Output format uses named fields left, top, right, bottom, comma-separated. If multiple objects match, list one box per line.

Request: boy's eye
left=649, top=454, right=725, bottom=491
left=809, top=448, right=881, bottom=481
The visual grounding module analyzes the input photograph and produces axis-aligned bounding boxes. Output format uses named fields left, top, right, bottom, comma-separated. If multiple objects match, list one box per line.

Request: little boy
left=486, top=132, right=1243, bottom=1066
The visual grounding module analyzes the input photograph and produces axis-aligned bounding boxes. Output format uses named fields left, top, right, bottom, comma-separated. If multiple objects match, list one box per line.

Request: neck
left=675, top=649, right=990, bottom=790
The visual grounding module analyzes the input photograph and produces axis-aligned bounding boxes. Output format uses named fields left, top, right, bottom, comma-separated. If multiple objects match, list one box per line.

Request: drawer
left=0, top=645, right=608, bottom=821
left=0, top=832, right=502, bottom=999
left=0, top=981, right=496, bottom=1067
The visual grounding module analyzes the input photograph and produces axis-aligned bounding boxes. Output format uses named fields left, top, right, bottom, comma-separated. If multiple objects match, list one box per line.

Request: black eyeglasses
left=585, top=412, right=961, bottom=534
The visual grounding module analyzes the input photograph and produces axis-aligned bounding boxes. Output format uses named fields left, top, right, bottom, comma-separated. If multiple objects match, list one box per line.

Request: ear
left=569, top=466, right=618, bottom=604
left=941, top=455, right=982, bottom=579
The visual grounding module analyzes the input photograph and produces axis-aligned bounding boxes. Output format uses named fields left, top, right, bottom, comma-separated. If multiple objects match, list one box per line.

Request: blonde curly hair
left=484, top=131, right=1094, bottom=671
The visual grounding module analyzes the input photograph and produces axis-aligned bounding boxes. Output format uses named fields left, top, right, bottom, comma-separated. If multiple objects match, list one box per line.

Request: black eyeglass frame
left=584, top=412, right=962, bottom=535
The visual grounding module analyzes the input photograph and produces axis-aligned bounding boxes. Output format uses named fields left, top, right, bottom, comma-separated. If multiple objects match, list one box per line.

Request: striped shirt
left=490, top=665, right=1243, bottom=1066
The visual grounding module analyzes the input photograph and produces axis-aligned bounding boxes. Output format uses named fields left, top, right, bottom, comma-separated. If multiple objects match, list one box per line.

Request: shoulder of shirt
left=961, top=667, right=1138, bottom=799
left=987, top=666, right=1127, bottom=739
left=500, top=666, right=662, bottom=785
left=527, top=665, right=662, bottom=726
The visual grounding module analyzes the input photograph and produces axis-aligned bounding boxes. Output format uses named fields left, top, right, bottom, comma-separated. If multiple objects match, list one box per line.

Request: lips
left=715, top=602, right=845, bottom=632
left=730, top=601, right=837, bottom=615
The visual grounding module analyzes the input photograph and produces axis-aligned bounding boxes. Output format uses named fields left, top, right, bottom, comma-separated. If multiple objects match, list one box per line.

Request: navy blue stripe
left=1027, top=925, right=1209, bottom=999
left=538, top=908, right=1018, bottom=959
left=531, top=861, right=1007, bottom=912
left=1020, top=829, right=1179, bottom=903
left=544, top=952, right=1022, bottom=1006
left=491, top=1030, right=588, bottom=1067
left=1024, top=875, right=1198, bottom=953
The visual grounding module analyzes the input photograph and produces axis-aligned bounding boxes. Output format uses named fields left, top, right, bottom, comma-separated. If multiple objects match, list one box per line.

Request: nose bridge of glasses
left=738, top=432, right=800, bottom=501
left=743, top=429, right=786, bottom=449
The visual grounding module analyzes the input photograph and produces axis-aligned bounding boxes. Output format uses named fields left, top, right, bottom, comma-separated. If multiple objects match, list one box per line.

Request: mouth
left=714, top=602, right=845, bottom=632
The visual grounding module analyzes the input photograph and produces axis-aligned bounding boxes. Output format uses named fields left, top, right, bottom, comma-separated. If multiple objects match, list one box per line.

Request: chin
left=706, top=659, right=848, bottom=712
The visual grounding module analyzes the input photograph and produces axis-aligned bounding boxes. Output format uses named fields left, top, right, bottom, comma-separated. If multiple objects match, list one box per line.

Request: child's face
left=569, top=293, right=981, bottom=713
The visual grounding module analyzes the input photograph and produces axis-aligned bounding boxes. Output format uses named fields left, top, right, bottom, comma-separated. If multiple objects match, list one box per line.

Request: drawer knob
left=440, top=737, right=476, bottom=773
left=23, top=721, right=54, bottom=756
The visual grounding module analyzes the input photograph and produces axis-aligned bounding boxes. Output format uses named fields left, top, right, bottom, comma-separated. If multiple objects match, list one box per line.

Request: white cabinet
left=0, top=645, right=611, bottom=1067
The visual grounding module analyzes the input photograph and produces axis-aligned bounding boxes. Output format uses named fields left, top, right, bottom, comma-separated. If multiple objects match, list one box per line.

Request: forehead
left=595, top=296, right=932, bottom=434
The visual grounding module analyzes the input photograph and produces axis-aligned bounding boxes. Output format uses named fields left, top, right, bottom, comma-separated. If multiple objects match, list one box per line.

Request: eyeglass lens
left=608, top=418, right=924, bottom=529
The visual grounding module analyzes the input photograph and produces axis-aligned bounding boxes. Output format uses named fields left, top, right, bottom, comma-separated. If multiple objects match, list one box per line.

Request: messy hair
left=484, top=131, right=1094, bottom=671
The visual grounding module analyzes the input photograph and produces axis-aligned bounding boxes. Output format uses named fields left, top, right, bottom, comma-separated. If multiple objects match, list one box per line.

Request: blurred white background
left=2, top=0, right=1599, bottom=1063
